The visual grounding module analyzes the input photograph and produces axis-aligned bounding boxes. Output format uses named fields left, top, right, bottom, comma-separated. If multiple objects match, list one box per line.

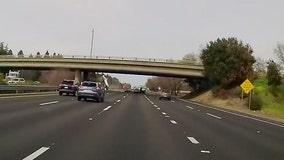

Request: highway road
left=0, top=91, right=283, bottom=160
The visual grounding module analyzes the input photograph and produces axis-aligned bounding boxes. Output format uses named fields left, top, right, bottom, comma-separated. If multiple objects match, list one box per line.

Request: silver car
left=159, top=90, right=171, bottom=100
left=77, top=81, right=105, bottom=102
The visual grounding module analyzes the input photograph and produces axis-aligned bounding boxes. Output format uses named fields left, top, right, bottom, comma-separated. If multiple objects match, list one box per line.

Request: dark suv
left=77, top=81, right=105, bottom=102
left=58, top=79, right=78, bottom=96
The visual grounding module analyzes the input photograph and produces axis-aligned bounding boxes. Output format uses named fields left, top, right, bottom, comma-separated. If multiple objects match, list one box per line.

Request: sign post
left=240, top=79, right=254, bottom=110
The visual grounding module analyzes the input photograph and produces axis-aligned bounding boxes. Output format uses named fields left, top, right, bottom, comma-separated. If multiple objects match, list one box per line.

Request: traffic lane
left=147, top=95, right=284, bottom=159
left=0, top=92, right=128, bottom=160
left=0, top=91, right=124, bottom=120
left=0, top=91, right=121, bottom=113
left=177, top=99, right=284, bottom=145
left=0, top=91, right=124, bottom=130
left=38, top=93, right=211, bottom=160
left=0, top=94, right=61, bottom=114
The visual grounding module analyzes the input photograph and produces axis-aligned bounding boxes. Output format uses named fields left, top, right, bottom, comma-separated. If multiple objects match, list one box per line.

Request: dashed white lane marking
left=89, top=118, right=93, bottom=121
left=39, top=101, right=59, bottom=106
left=104, top=106, right=112, bottom=111
left=150, top=101, right=154, bottom=104
left=154, top=105, right=158, bottom=108
left=162, top=112, right=166, bottom=115
left=171, top=100, right=175, bottom=103
left=206, top=113, right=222, bottom=119
left=97, top=106, right=112, bottom=115
left=116, top=100, right=121, bottom=103
left=157, top=108, right=161, bottom=110
left=165, top=115, right=170, bottom=118
left=186, top=106, right=194, bottom=109
left=170, top=120, right=177, bottom=124
left=187, top=137, right=199, bottom=144
left=179, top=99, right=284, bottom=128
left=23, top=147, right=50, bottom=160
left=97, top=111, right=103, bottom=115
left=201, top=150, right=211, bottom=154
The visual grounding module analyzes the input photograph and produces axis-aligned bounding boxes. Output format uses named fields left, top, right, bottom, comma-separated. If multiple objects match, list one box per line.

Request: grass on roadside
left=253, top=77, right=284, bottom=118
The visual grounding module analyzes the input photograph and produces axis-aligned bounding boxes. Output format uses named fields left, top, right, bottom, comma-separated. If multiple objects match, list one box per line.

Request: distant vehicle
left=58, top=79, right=78, bottom=96
left=7, top=78, right=25, bottom=84
left=77, top=81, right=105, bottom=102
left=132, top=86, right=146, bottom=93
left=122, top=83, right=131, bottom=92
left=5, top=70, right=21, bottom=80
left=140, top=87, right=146, bottom=94
left=159, top=90, right=171, bottom=100
left=132, top=87, right=141, bottom=93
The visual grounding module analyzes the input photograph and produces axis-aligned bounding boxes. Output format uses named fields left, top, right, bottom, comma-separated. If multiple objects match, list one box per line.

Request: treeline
left=0, top=42, right=62, bottom=58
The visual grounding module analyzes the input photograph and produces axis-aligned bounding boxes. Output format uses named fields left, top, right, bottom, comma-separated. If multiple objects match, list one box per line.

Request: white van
left=7, top=78, right=25, bottom=84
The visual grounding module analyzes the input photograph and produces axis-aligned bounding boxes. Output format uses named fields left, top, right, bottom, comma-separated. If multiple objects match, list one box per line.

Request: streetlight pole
left=90, top=28, right=94, bottom=59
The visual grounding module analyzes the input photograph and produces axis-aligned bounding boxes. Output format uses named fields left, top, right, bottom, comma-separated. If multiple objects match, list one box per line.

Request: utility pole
left=90, top=28, right=94, bottom=59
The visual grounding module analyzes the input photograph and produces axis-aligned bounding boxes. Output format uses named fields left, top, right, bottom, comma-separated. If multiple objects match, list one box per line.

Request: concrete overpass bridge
left=0, top=56, right=204, bottom=82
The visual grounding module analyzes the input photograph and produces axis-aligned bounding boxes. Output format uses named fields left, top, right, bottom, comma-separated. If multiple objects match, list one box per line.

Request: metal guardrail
left=0, top=85, right=58, bottom=94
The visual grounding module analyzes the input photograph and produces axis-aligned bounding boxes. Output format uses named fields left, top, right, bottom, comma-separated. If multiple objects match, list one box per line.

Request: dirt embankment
left=189, top=91, right=284, bottom=124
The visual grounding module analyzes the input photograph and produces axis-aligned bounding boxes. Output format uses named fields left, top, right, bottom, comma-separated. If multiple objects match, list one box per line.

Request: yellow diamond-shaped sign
left=240, top=79, right=254, bottom=94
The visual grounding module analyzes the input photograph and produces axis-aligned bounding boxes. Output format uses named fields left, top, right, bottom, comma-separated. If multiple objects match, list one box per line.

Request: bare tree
left=253, top=57, right=267, bottom=76
left=39, top=70, right=74, bottom=85
left=182, top=52, right=199, bottom=62
left=146, top=77, right=183, bottom=95
left=274, top=42, right=284, bottom=65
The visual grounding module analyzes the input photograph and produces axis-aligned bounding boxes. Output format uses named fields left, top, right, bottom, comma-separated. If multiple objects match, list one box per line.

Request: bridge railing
left=0, top=55, right=203, bottom=65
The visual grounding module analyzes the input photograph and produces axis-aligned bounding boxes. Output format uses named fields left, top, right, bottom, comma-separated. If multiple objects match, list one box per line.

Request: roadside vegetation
left=253, top=77, right=284, bottom=118
left=193, top=37, right=284, bottom=119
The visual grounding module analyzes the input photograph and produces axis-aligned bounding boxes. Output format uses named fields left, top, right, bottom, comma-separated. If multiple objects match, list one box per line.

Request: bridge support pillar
left=74, top=70, right=81, bottom=84
left=83, top=71, right=89, bottom=81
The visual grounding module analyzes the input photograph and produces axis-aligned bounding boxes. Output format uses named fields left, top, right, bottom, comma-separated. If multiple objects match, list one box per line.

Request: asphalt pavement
left=0, top=91, right=283, bottom=160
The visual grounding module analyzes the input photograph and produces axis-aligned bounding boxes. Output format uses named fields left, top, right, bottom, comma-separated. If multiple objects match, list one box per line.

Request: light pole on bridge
left=90, top=28, right=95, bottom=59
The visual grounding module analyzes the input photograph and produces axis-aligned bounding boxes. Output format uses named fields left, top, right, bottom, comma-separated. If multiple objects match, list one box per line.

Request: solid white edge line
left=39, top=101, right=59, bottom=106
left=23, top=147, right=50, bottom=160
left=187, top=137, right=199, bottom=144
left=179, top=99, right=284, bottom=128
left=206, top=113, right=222, bottom=119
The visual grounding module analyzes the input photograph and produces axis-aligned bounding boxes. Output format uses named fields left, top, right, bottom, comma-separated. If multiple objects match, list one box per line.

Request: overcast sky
left=1, top=0, right=284, bottom=86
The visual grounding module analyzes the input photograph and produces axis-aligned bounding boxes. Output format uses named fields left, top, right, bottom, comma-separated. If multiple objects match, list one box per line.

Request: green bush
left=231, top=87, right=243, bottom=98
left=278, top=84, right=284, bottom=100
left=268, top=86, right=279, bottom=97
left=249, top=94, right=263, bottom=110
left=0, top=73, right=7, bottom=85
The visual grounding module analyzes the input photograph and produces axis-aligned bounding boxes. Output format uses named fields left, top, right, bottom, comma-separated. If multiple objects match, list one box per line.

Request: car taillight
left=93, top=87, right=100, bottom=91
left=79, top=86, right=83, bottom=90
left=71, top=85, right=75, bottom=89
left=58, top=84, right=62, bottom=88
